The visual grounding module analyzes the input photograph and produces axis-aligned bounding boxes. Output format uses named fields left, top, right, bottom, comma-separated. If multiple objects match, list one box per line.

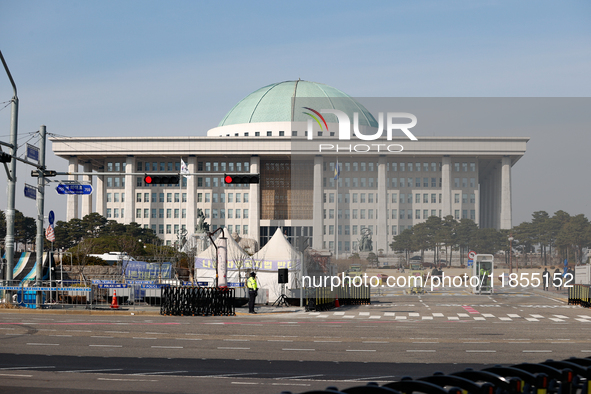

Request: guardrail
left=160, top=286, right=235, bottom=316
left=278, top=356, right=591, bottom=394
left=568, top=284, right=590, bottom=307
left=305, top=285, right=371, bottom=312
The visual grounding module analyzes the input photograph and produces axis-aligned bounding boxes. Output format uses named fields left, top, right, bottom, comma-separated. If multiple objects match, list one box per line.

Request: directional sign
left=24, top=183, right=36, bottom=200
left=56, top=183, right=93, bottom=195
left=26, top=144, right=39, bottom=161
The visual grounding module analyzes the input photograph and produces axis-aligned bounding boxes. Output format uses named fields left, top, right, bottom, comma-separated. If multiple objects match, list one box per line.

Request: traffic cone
left=110, top=290, right=119, bottom=309
left=335, top=296, right=340, bottom=308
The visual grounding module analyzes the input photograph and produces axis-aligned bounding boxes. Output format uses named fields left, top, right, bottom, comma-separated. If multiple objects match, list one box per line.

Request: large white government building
left=51, top=80, right=528, bottom=256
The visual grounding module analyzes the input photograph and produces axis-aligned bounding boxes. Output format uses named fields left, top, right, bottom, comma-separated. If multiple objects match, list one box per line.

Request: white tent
left=250, top=228, right=302, bottom=301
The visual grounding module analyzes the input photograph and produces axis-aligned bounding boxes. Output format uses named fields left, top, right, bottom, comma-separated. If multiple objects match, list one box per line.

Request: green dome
left=218, top=80, right=378, bottom=128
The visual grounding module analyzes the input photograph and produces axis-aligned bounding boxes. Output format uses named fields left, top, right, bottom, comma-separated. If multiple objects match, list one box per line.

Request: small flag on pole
left=334, top=164, right=340, bottom=180
left=181, top=159, right=191, bottom=178
left=45, top=225, right=55, bottom=243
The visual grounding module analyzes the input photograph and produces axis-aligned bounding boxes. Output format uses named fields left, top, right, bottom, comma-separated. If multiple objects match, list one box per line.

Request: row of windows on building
left=135, top=208, right=186, bottom=219
left=323, top=208, right=476, bottom=221
left=198, top=193, right=249, bottom=203
left=323, top=192, right=476, bottom=205
left=151, top=223, right=248, bottom=236
left=107, top=161, right=250, bottom=174
left=324, top=161, right=476, bottom=173
left=202, top=209, right=249, bottom=219
left=322, top=177, right=476, bottom=189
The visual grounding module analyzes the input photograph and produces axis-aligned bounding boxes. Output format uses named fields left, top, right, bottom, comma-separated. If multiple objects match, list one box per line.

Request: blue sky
left=1, top=1, right=590, bottom=224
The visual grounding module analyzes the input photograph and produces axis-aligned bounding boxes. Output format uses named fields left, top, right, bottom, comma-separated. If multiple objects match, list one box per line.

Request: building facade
left=51, top=81, right=528, bottom=256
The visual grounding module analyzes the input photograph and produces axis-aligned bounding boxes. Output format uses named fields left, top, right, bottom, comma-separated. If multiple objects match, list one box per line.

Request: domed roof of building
left=218, top=80, right=378, bottom=128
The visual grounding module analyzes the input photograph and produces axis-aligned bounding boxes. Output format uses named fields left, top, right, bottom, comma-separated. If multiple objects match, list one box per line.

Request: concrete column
left=96, top=174, right=105, bottom=217
left=187, top=156, right=197, bottom=233
left=124, top=156, right=134, bottom=224
left=441, top=156, right=452, bottom=217
left=312, top=155, right=324, bottom=250
left=377, top=156, right=387, bottom=254
left=500, top=156, right=512, bottom=230
left=81, top=162, right=93, bottom=218
left=494, top=165, right=502, bottom=229
left=487, top=175, right=494, bottom=229
left=248, top=156, right=260, bottom=243
left=66, top=157, right=78, bottom=221
left=474, top=188, right=480, bottom=227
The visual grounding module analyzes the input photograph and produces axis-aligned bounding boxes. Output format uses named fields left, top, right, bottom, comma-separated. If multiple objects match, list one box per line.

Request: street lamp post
left=508, top=235, right=514, bottom=274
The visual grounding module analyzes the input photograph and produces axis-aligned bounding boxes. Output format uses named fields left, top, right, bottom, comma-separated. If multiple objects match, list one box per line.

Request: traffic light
left=0, top=152, right=12, bottom=163
left=31, top=169, right=57, bottom=177
left=224, top=174, right=260, bottom=184
left=144, top=174, right=180, bottom=185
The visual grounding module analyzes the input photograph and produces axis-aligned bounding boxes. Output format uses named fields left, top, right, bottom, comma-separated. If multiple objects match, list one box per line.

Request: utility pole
left=35, top=126, right=47, bottom=307
left=0, top=50, right=19, bottom=285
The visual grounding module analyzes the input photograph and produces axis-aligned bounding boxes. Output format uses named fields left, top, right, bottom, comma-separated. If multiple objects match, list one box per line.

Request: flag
left=334, top=164, right=340, bottom=180
left=45, top=225, right=55, bottom=243
left=181, top=159, right=191, bottom=178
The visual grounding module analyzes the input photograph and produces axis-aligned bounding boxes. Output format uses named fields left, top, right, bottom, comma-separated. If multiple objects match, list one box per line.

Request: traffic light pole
left=1, top=50, right=18, bottom=284
left=35, top=126, right=47, bottom=307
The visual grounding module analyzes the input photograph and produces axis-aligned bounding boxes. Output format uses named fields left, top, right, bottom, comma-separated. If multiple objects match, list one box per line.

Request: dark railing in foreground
left=306, top=285, right=371, bottom=312
left=278, top=356, right=590, bottom=394
left=160, top=286, right=235, bottom=316
left=569, top=284, right=591, bottom=308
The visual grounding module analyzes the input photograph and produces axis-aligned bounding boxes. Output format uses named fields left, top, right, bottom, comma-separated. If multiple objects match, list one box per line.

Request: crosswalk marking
left=359, top=312, right=370, bottom=316
left=409, top=313, right=420, bottom=317
left=507, top=314, right=521, bottom=318
left=432, top=313, right=444, bottom=317
left=458, top=313, right=470, bottom=318
left=395, top=316, right=407, bottom=320
left=499, top=317, right=512, bottom=321
left=530, top=314, right=544, bottom=318
left=553, top=315, right=568, bottom=319
left=333, top=312, right=345, bottom=316
left=422, top=316, right=433, bottom=320
left=384, top=312, right=396, bottom=317
left=549, top=318, right=565, bottom=322
left=448, top=317, right=459, bottom=320
left=369, top=316, right=382, bottom=319
left=473, top=317, right=486, bottom=321
left=483, top=314, right=495, bottom=318
left=525, top=318, right=539, bottom=322
left=575, top=318, right=591, bottom=323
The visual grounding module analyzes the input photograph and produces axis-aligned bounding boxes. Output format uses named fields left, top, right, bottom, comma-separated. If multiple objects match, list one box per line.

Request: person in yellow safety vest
left=247, top=272, right=258, bottom=314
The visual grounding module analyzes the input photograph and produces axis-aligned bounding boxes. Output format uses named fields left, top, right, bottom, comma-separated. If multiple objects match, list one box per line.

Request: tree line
left=390, top=210, right=591, bottom=266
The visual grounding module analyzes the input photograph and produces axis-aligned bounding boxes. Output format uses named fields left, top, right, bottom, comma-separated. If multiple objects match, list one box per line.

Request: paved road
left=0, top=286, right=585, bottom=393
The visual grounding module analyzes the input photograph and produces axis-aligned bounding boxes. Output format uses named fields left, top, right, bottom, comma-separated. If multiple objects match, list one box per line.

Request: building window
left=166, top=224, right=171, bottom=234
left=136, top=193, right=142, bottom=203
left=454, top=163, right=460, bottom=172
left=368, top=194, right=374, bottom=203
left=228, top=209, right=233, bottom=219
left=159, top=225, right=164, bottom=234
left=470, top=193, right=475, bottom=203
left=423, top=209, right=428, bottom=219
left=235, top=209, right=241, bottom=218
left=204, top=209, right=210, bottom=218
left=415, top=177, right=421, bottom=187
left=114, top=193, right=119, bottom=203
left=454, top=194, right=460, bottom=203
left=407, top=210, right=412, bottom=219
left=212, top=209, right=218, bottom=219
left=182, top=209, right=186, bottom=218
left=431, top=194, right=436, bottom=203
left=415, top=209, right=420, bottom=219
left=243, top=209, right=248, bottom=218
left=462, top=209, right=468, bottom=219
left=174, top=193, right=179, bottom=203
left=454, top=178, right=460, bottom=188
left=368, top=209, right=374, bottom=219
left=167, top=193, right=172, bottom=203
left=166, top=209, right=172, bottom=218
left=329, top=209, right=334, bottom=219
left=174, top=209, right=179, bottom=219
left=462, top=193, right=468, bottom=203
left=470, top=210, right=476, bottom=220
left=159, top=209, right=164, bottom=218
left=455, top=210, right=460, bottom=220
left=144, top=209, right=149, bottom=218
left=244, top=193, right=249, bottom=203
left=415, top=194, right=421, bottom=203
left=423, top=177, right=428, bottom=187
left=360, top=209, right=365, bottom=219
left=144, top=193, right=149, bottom=202
left=114, top=208, right=119, bottom=218
left=470, top=162, right=476, bottom=172
left=462, top=178, right=467, bottom=188
left=159, top=193, right=164, bottom=203
left=470, top=178, right=475, bottom=188
left=243, top=225, right=248, bottom=235
left=151, top=209, right=156, bottom=218
left=136, top=177, right=142, bottom=187
left=423, top=194, right=428, bottom=203
left=136, top=209, right=141, bottom=219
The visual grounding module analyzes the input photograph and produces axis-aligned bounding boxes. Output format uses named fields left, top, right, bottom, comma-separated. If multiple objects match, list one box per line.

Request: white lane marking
left=359, top=312, right=370, bottom=316
left=145, top=332, right=165, bottom=335
left=432, top=313, right=444, bottom=317
left=482, top=314, right=495, bottom=318
left=474, top=317, right=486, bottom=321
left=151, top=346, right=183, bottom=349
left=422, top=316, right=433, bottom=320
left=526, top=318, right=539, bottom=322
left=369, top=316, right=382, bottom=319
left=363, top=341, right=388, bottom=343
left=406, top=350, right=436, bottom=352
left=223, top=339, right=250, bottom=342
left=313, top=340, right=341, bottom=343
left=343, top=316, right=355, bottom=319
left=0, top=373, right=33, bottom=377
left=530, top=314, right=544, bottom=318
left=66, top=330, right=91, bottom=332
left=89, top=345, right=122, bottom=348
left=352, top=375, right=398, bottom=381
left=269, top=340, right=294, bottom=342
left=98, top=378, right=158, bottom=382
left=577, top=315, right=591, bottom=319
left=395, top=316, right=407, bottom=320
left=316, top=315, right=329, bottom=318
left=176, top=338, right=202, bottom=341
left=384, top=312, right=396, bottom=317
left=447, top=317, right=459, bottom=320
left=133, top=337, right=157, bottom=340
left=409, top=313, right=420, bottom=317
left=231, top=382, right=259, bottom=385
left=132, top=370, right=188, bottom=375
left=282, top=348, right=315, bottom=351
left=549, top=318, right=565, bottom=322
left=105, top=331, right=129, bottom=334
left=334, top=312, right=345, bottom=316
left=466, top=350, right=496, bottom=353
left=346, top=350, right=376, bottom=352
left=523, top=350, right=552, bottom=353
left=276, top=374, right=324, bottom=379
left=217, top=347, right=250, bottom=350
left=499, top=317, right=512, bottom=321
left=0, top=366, right=55, bottom=370
left=60, top=368, right=123, bottom=373
left=412, top=341, right=439, bottom=344
left=508, top=314, right=521, bottom=318
left=554, top=315, right=569, bottom=319
left=458, top=313, right=470, bottom=318
left=202, top=372, right=259, bottom=378
left=272, top=383, right=311, bottom=387
left=26, top=343, right=59, bottom=346
left=91, top=336, right=113, bottom=338
left=576, top=319, right=591, bottom=322
left=49, top=335, right=72, bottom=337
left=463, top=342, right=490, bottom=344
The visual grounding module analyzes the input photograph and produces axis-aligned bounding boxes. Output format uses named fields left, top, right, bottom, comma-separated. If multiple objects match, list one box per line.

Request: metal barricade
left=160, top=286, right=235, bottom=316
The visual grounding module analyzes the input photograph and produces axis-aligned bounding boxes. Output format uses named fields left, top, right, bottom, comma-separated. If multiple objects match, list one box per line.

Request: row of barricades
left=160, top=286, right=235, bottom=316
left=305, top=285, right=371, bottom=312
left=568, top=285, right=591, bottom=308
left=280, top=357, right=591, bottom=394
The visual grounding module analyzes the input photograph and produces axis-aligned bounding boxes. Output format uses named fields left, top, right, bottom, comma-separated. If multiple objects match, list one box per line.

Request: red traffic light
left=224, top=174, right=260, bottom=184
left=144, top=175, right=153, bottom=184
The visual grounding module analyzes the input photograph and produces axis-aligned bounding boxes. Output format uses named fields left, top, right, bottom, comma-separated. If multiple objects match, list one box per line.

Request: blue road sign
left=24, top=183, right=36, bottom=200
left=56, top=183, right=93, bottom=195
left=26, top=144, right=39, bottom=161
left=48, top=210, right=55, bottom=225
